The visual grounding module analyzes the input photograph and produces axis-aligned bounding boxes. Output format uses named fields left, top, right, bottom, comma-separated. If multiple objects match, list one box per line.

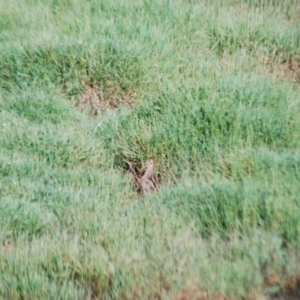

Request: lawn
left=0, top=0, right=300, bottom=299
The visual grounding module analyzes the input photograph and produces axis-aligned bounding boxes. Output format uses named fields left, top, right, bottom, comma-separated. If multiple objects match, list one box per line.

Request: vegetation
left=0, top=0, right=300, bottom=299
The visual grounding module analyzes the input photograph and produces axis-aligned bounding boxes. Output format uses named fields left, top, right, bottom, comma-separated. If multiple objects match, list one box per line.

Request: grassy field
left=1, top=0, right=300, bottom=299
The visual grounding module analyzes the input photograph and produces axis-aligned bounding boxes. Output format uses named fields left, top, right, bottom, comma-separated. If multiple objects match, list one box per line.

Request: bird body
left=140, top=159, right=157, bottom=195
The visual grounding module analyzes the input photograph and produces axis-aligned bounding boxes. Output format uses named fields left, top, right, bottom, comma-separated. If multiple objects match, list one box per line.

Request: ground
left=0, top=0, right=300, bottom=299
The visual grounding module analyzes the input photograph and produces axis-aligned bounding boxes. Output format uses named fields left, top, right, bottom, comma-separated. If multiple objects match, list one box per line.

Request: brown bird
left=140, top=158, right=157, bottom=195
left=125, top=158, right=157, bottom=195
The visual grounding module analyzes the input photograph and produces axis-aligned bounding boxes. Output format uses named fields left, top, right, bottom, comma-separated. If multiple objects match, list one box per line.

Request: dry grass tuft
left=265, top=56, right=300, bottom=83
left=78, top=85, right=136, bottom=116
left=173, top=289, right=230, bottom=300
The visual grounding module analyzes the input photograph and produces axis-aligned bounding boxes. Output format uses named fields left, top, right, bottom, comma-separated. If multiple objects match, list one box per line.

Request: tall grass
left=0, top=0, right=300, bottom=299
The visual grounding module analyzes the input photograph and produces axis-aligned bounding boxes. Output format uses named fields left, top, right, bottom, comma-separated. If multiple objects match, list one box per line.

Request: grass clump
left=0, top=0, right=300, bottom=299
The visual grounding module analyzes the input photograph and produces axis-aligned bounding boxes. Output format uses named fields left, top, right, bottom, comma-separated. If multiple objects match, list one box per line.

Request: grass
left=0, top=0, right=300, bottom=299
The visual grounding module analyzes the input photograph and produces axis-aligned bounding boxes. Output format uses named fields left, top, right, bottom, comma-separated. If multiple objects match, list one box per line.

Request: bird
left=140, top=158, right=157, bottom=195
left=125, top=158, right=158, bottom=195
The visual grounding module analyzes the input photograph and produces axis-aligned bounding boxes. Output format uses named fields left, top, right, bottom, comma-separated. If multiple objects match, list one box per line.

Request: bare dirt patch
left=173, top=289, right=230, bottom=300
left=173, top=289, right=208, bottom=300
left=265, top=56, right=300, bottom=83
left=270, top=274, right=300, bottom=300
left=78, top=85, right=136, bottom=116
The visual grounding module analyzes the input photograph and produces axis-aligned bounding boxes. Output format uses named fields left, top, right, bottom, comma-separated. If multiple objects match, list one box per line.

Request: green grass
left=1, top=0, right=300, bottom=299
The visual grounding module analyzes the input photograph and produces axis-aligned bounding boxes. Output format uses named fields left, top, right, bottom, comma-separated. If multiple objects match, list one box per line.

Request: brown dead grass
left=271, top=274, right=300, bottom=300
left=173, top=289, right=230, bottom=300
left=173, top=289, right=209, bottom=300
left=78, top=85, right=136, bottom=116
left=265, top=56, right=300, bottom=83
left=260, top=271, right=300, bottom=300
left=121, top=288, right=227, bottom=300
